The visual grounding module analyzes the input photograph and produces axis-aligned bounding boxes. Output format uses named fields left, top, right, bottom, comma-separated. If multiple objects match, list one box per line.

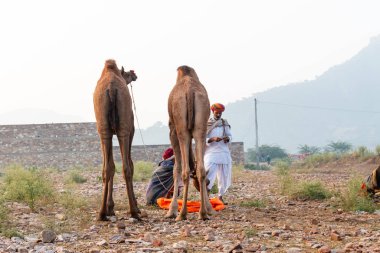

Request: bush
left=339, top=177, right=377, bottom=213
left=353, top=146, right=374, bottom=161
left=2, top=166, right=54, bottom=210
left=247, top=144, right=288, bottom=162
left=292, top=181, right=331, bottom=200
left=240, top=199, right=266, bottom=208
left=133, top=161, right=155, bottom=182
left=376, top=145, right=380, bottom=156
left=244, top=164, right=270, bottom=171
left=302, top=152, right=339, bottom=168
left=66, top=170, right=87, bottom=184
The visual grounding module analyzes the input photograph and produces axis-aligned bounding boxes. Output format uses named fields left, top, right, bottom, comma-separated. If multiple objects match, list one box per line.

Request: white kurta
left=204, top=119, right=232, bottom=196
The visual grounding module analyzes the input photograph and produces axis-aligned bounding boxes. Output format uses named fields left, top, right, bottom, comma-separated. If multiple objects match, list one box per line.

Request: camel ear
left=121, top=66, right=125, bottom=74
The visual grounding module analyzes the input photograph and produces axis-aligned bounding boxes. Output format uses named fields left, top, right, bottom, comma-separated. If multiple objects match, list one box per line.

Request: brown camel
left=166, top=65, right=214, bottom=221
left=93, top=59, right=139, bottom=221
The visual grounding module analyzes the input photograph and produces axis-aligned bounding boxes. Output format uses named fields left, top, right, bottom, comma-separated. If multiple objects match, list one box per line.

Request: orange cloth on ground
left=157, top=197, right=225, bottom=213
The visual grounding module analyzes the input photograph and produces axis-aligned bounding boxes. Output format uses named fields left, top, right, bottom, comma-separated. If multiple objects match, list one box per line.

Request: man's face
left=213, top=110, right=222, bottom=119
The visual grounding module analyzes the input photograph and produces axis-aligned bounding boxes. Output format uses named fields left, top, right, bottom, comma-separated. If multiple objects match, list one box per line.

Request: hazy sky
left=1, top=0, right=380, bottom=128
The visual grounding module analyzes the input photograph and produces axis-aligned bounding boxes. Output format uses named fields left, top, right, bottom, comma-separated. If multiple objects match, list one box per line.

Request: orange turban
left=210, top=103, right=225, bottom=112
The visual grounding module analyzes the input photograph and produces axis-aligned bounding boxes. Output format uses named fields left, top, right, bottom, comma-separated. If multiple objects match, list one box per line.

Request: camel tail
left=187, top=90, right=195, bottom=130
left=107, top=87, right=118, bottom=134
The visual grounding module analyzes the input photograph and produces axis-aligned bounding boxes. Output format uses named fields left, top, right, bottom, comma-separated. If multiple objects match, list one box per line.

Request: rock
left=279, top=232, right=291, bottom=240
left=182, top=225, right=191, bottom=237
left=152, top=239, right=163, bottom=246
left=318, top=246, right=331, bottom=253
left=355, top=228, right=368, bottom=236
left=109, top=234, right=125, bottom=244
left=55, top=213, right=66, bottom=220
left=344, top=242, right=353, bottom=249
left=140, top=210, right=148, bottom=218
left=173, top=240, right=187, bottom=249
left=271, top=230, right=282, bottom=236
left=331, top=232, right=342, bottom=241
left=89, top=248, right=101, bottom=253
left=245, top=244, right=260, bottom=252
left=311, top=218, right=319, bottom=225
left=204, top=233, right=215, bottom=241
left=228, top=243, right=243, bottom=253
left=116, top=221, right=126, bottom=230
left=128, top=218, right=139, bottom=223
left=41, top=230, right=56, bottom=243
left=18, top=248, right=28, bottom=253
left=143, top=232, right=154, bottom=242
left=286, top=248, right=302, bottom=253
left=96, top=239, right=108, bottom=246
left=311, top=243, right=323, bottom=249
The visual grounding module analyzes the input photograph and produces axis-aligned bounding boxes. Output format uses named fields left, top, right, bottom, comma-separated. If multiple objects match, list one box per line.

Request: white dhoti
left=205, top=162, right=232, bottom=196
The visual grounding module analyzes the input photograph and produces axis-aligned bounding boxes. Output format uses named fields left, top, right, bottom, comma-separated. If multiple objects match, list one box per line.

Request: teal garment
left=145, top=160, right=175, bottom=205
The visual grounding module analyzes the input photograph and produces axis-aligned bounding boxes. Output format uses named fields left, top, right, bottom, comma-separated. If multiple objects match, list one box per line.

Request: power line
left=258, top=100, right=380, bottom=114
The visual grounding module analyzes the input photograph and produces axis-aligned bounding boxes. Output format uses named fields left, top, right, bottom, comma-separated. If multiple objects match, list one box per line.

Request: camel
left=166, top=65, right=214, bottom=221
left=93, top=59, right=139, bottom=221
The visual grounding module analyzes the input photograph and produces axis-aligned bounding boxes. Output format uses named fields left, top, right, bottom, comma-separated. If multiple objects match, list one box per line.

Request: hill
left=223, top=35, right=380, bottom=152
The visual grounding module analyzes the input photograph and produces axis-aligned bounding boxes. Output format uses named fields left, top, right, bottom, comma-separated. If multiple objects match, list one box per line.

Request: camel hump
left=177, top=65, right=192, bottom=76
left=105, top=59, right=117, bottom=69
left=102, top=59, right=121, bottom=77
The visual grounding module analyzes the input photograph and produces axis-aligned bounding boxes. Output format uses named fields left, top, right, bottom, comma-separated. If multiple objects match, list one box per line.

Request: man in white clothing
left=204, top=103, right=232, bottom=204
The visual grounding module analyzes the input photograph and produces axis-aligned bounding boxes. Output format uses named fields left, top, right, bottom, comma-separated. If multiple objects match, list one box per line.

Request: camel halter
left=129, top=83, right=151, bottom=162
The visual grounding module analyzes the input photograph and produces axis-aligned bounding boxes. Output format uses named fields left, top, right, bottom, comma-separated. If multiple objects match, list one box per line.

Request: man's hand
left=223, top=136, right=230, bottom=143
left=208, top=137, right=222, bottom=143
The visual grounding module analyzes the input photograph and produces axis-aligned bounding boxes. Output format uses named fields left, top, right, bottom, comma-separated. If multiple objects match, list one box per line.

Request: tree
left=325, top=141, right=352, bottom=153
left=247, top=144, right=287, bottom=162
left=298, top=144, right=320, bottom=155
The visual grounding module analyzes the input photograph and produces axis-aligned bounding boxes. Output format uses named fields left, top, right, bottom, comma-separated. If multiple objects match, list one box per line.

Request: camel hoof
left=175, top=214, right=187, bottom=221
left=106, top=210, right=115, bottom=216
left=165, top=212, right=177, bottom=219
left=198, top=213, right=210, bottom=221
left=96, top=214, right=108, bottom=221
left=131, top=214, right=142, bottom=221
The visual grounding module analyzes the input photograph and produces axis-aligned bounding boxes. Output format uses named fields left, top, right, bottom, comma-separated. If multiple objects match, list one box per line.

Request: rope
left=129, top=83, right=151, bottom=162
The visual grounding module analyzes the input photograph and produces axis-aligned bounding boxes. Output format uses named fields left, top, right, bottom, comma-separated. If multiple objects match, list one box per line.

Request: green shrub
left=240, top=199, right=266, bottom=208
left=292, top=181, right=331, bottom=200
left=66, top=171, right=87, bottom=184
left=376, top=145, right=380, bottom=156
left=339, top=177, right=377, bottom=213
left=244, top=164, right=270, bottom=170
left=210, top=183, right=218, bottom=194
left=245, top=228, right=257, bottom=238
left=353, top=146, right=374, bottom=161
left=59, top=190, right=88, bottom=210
left=0, top=195, right=22, bottom=238
left=2, top=166, right=54, bottom=210
left=133, top=161, right=155, bottom=182
left=302, top=152, right=339, bottom=168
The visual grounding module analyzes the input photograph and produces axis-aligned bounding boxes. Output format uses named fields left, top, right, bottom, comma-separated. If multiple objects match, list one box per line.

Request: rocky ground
left=1, top=159, right=380, bottom=253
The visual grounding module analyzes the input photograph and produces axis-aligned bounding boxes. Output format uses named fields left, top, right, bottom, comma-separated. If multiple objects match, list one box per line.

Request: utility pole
left=254, top=98, right=260, bottom=167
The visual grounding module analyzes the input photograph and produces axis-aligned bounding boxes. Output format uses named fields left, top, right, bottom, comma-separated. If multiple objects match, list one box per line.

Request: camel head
left=121, top=66, right=138, bottom=84
left=177, top=65, right=199, bottom=82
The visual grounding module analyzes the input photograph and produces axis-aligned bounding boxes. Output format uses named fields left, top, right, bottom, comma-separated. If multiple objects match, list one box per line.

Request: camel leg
left=97, top=137, right=114, bottom=221
left=194, top=137, right=213, bottom=220
left=127, top=129, right=140, bottom=214
left=106, top=148, right=116, bottom=216
left=176, top=134, right=191, bottom=221
left=118, top=134, right=140, bottom=220
left=165, top=128, right=181, bottom=218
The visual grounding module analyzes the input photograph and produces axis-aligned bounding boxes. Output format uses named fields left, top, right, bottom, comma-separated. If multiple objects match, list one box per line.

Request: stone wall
left=0, top=123, right=245, bottom=169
